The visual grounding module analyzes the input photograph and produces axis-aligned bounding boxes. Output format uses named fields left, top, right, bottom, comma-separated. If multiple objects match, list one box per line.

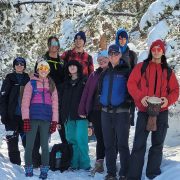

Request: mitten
left=49, top=121, right=57, bottom=134
left=23, top=119, right=31, bottom=132
left=146, top=116, right=157, bottom=131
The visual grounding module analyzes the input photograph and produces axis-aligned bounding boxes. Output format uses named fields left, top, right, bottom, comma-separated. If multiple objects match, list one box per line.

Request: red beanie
left=150, top=39, right=165, bottom=54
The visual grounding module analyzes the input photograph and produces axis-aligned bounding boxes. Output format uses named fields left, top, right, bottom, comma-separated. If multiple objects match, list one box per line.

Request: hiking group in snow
left=0, top=29, right=179, bottom=180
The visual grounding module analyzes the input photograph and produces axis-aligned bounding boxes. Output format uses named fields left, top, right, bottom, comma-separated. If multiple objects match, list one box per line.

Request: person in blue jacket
left=99, top=44, right=131, bottom=180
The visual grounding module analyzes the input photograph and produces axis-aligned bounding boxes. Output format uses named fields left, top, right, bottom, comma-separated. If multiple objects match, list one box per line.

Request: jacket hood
left=115, top=28, right=128, bottom=53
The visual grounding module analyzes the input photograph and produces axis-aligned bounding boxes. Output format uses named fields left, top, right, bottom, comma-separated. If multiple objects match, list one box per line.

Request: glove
left=23, top=119, right=31, bottom=132
left=146, top=116, right=157, bottom=131
left=49, top=121, right=57, bottom=134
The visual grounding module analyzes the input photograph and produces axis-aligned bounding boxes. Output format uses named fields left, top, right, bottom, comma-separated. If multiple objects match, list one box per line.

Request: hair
left=48, top=77, right=56, bottom=94
left=47, top=36, right=60, bottom=48
left=146, top=51, right=168, bottom=69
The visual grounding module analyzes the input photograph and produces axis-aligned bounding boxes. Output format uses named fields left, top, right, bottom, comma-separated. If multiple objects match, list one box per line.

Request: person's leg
left=76, top=119, right=91, bottom=169
left=146, top=111, right=168, bottom=179
left=115, top=112, right=130, bottom=177
left=101, top=111, right=117, bottom=177
left=65, top=120, right=79, bottom=169
left=91, top=110, right=105, bottom=161
left=39, top=120, right=50, bottom=166
left=127, top=112, right=149, bottom=180
left=58, top=125, right=67, bottom=143
left=25, top=120, right=39, bottom=165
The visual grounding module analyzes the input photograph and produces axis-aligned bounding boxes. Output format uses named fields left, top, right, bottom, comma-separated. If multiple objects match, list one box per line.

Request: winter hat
left=13, top=57, right=26, bottom=69
left=150, top=39, right=165, bottom=54
left=108, top=44, right=121, bottom=54
left=118, top=31, right=128, bottom=39
left=97, top=50, right=109, bottom=59
left=36, top=60, right=50, bottom=71
left=74, top=31, right=86, bottom=44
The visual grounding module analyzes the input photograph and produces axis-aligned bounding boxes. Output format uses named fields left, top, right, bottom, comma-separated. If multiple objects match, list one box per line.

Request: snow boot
left=39, top=165, right=49, bottom=179
left=90, top=159, right=104, bottom=176
left=105, top=174, right=118, bottom=180
left=24, top=165, right=33, bottom=177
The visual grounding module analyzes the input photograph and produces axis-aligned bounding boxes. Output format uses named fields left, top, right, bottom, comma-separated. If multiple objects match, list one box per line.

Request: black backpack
left=49, top=143, right=73, bottom=172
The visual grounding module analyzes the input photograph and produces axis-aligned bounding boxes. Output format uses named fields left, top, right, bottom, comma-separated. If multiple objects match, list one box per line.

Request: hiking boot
left=39, top=165, right=49, bottom=179
left=105, top=174, right=118, bottom=180
left=119, top=176, right=127, bottom=180
left=91, top=159, right=104, bottom=176
left=24, top=165, right=33, bottom=177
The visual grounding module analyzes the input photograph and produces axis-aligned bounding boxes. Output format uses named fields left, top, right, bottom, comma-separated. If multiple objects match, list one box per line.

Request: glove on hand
left=23, top=119, right=31, bottom=132
left=49, top=121, right=57, bottom=134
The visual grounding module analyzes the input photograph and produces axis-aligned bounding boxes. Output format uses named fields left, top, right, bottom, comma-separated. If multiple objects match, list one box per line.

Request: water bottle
left=55, top=151, right=62, bottom=169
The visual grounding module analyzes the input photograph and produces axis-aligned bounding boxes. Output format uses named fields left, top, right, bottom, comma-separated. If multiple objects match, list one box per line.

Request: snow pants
left=127, top=111, right=168, bottom=180
left=65, top=119, right=90, bottom=169
left=101, top=111, right=130, bottom=177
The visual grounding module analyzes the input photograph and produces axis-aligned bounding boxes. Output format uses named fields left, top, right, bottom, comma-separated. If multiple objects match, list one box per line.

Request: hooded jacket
left=127, top=61, right=179, bottom=112
left=21, top=76, right=58, bottom=122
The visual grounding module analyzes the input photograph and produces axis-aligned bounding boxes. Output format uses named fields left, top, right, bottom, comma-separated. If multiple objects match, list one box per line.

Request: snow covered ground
left=0, top=115, right=179, bottom=180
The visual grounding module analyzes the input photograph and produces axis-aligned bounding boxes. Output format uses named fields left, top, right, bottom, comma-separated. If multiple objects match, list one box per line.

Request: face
left=97, top=57, right=109, bottom=69
left=108, top=51, right=121, bottom=66
left=38, top=65, right=50, bottom=78
left=119, top=36, right=127, bottom=46
left=48, top=38, right=59, bottom=53
left=68, top=65, right=78, bottom=75
left=151, top=46, right=163, bottom=60
left=14, top=62, right=25, bottom=73
left=74, top=36, right=84, bottom=48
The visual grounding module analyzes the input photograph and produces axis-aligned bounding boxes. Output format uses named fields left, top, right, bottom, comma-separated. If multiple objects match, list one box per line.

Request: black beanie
left=74, top=31, right=86, bottom=44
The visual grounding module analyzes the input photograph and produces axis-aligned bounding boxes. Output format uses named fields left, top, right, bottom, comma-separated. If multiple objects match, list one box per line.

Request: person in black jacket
left=0, top=57, right=30, bottom=165
left=59, top=60, right=91, bottom=170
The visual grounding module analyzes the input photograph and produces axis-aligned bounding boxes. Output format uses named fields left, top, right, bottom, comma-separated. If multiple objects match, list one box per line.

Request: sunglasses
left=38, top=65, right=50, bottom=71
left=108, top=51, right=120, bottom=56
left=15, top=62, right=24, bottom=66
left=151, top=47, right=163, bottom=53
left=50, top=41, right=59, bottom=47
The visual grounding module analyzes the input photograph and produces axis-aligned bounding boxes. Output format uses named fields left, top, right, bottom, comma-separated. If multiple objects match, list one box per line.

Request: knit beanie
left=74, top=31, right=86, bottom=44
left=108, top=44, right=121, bottom=53
left=13, top=57, right=26, bottom=69
left=150, top=39, right=165, bottom=54
left=97, top=50, right=109, bottom=59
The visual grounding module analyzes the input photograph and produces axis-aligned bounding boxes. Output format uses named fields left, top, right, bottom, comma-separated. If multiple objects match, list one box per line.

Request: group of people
left=0, top=28, right=179, bottom=180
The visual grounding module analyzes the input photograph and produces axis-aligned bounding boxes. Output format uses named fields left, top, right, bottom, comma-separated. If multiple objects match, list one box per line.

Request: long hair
left=48, top=76, right=56, bottom=94
left=47, top=36, right=60, bottom=48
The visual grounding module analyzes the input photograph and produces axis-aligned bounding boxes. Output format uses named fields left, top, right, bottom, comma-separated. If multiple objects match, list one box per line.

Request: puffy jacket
left=127, top=61, right=179, bottom=112
left=0, top=72, right=30, bottom=126
left=21, top=76, right=58, bottom=122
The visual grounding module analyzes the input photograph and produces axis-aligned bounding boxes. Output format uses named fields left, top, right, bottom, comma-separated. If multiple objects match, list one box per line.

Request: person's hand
left=79, top=115, right=86, bottom=118
left=161, top=97, right=168, bottom=108
left=23, top=119, right=31, bottom=132
left=49, top=121, right=57, bottom=134
left=141, top=96, right=149, bottom=107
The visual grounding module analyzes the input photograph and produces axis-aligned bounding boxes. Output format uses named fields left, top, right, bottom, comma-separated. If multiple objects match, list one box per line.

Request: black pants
left=5, top=115, right=26, bottom=165
left=89, top=110, right=105, bottom=160
left=101, top=111, right=130, bottom=177
left=58, top=124, right=67, bottom=144
left=127, top=111, right=168, bottom=180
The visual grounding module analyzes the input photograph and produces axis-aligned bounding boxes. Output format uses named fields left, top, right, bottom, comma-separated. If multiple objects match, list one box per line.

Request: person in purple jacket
left=78, top=50, right=109, bottom=176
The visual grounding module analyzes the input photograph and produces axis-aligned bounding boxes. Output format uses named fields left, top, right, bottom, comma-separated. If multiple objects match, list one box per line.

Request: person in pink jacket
left=21, top=60, right=58, bottom=179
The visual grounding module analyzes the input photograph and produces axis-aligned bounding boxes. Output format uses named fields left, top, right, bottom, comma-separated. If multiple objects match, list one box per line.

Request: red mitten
left=23, top=119, right=31, bottom=132
left=49, top=121, right=57, bottom=134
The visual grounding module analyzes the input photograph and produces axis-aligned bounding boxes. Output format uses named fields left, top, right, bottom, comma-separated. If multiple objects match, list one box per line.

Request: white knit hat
left=37, top=60, right=50, bottom=70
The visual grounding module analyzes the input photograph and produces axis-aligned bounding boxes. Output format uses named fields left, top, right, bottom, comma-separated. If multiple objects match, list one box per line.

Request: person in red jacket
left=127, top=39, right=179, bottom=180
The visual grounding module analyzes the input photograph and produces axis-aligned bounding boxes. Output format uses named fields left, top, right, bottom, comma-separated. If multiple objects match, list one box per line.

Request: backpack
left=49, top=143, right=73, bottom=172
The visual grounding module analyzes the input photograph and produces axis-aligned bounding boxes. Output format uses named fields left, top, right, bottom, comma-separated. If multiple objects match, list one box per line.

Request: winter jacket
left=61, top=48, right=94, bottom=77
left=59, top=76, right=87, bottom=125
left=99, top=61, right=131, bottom=109
left=127, top=61, right=179, bottom=112
left=78, top=68, right=103, bottom=116
left=43, top=52, right=65, bottom=85
left=0, top=72, right=30, bottom=126
left=21, top=76, right=58, bottom=122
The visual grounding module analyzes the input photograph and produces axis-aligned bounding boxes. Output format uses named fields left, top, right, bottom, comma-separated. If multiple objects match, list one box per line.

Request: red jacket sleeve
left=166, top=71, right=179, bottom=106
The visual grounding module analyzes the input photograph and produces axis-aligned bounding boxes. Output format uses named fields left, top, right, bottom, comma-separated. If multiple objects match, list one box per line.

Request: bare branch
left=103, top=11, right=136, bottom=17
left=13, top=1, right=51, bottom=8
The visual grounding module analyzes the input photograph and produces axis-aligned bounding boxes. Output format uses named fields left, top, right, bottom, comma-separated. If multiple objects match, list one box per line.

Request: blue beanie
left=74, top=31, right=86, bottom=44
left=108, top=44, right=121, bottom=54
left=97, top=50, right=109, bottom=59
left=13, top=57, right=26, bottom=69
